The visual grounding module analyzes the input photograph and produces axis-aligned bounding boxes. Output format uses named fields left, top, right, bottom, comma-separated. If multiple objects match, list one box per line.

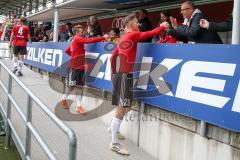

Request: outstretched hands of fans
left=160, top=21, right=170, bottom=28
left=103, top=34, right=109, bottom=40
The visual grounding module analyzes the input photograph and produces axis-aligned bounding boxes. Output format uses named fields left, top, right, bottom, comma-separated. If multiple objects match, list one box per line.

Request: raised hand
left=170, top=16, right=178, bottom=29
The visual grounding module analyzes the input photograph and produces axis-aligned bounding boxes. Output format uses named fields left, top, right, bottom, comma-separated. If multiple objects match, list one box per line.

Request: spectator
left=86, top=19, right=91, bottom=37
left=49, top=30, right=54, bottom=41
left=29, top=23, right=36, bottom=38
left=169, top=1, right=222, bottom=44
left=43, top=22, right=52, bottom=31
left=159, top=10, right=171, bottom=24
left=137, top=9, right=154, bottom=42
left=38, top=31, right=45, bottom=41
left=48, top=29, right=61, bottom=42
left=67, top=32, right=73, bottom=43
left=40, top=25, right=46, bottom=34
left=32, top=27, right=40, bottom=42
left=109, top=28, right=120, bottom=44
left=89, top=16, right=102, bottom=37
left=64, top=22, right=73, bottom=41
left=40, top=34, right=49, bottom=42
left=86, top=25, right=95, bottom=38
left=157, top=11, right=177, bottom=44
left=200, top=14, right=232, bottom=32
left=59, top=30, right=66, bottom=42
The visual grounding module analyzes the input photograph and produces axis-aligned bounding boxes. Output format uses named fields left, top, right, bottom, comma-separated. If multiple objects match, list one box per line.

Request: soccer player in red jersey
left=61, top=25, right=107, bottom=114
left=9, top=16, right=31, bottom=76
left=109, top=13, right=167, bottom=155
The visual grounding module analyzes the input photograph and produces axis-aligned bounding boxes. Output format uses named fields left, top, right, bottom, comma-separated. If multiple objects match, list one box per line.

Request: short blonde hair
left=73, top=25, right=85, bottom=35
left=123, top=13, right=137, bottom=28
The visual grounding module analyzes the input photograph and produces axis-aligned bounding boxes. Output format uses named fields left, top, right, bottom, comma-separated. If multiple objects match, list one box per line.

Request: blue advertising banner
left=25, top=42, right=70, bottom=77
left=134, top=43, right=240, bottom=132
left=24, top=42, right=114, bottom=90
left=84, top=43, right=115, bottom=91
left=24, top=42, right=240, bottom=132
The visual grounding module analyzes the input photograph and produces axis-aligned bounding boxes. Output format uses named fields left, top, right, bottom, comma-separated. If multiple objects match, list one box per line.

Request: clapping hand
left=170, top=16, right=178, bottom=29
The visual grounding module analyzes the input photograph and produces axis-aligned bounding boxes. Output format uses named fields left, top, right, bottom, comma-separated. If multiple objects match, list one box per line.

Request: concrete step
left=0, top=59, right=157, bottom=160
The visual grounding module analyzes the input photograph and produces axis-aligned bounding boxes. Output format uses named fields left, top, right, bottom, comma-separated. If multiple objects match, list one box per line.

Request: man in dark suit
left=137, top=9, right=154, bottom=42
left=169, top=1, right=223, bottom=44
left=200, top=14, right=232, bottom=32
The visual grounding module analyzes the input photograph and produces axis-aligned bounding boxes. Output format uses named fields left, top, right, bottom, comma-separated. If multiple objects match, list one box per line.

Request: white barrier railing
left=0, top=60, right=77, bottom=160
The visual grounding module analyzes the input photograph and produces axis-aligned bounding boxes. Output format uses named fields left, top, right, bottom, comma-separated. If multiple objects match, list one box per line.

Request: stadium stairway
left=0, top=58, right=157, bottom=160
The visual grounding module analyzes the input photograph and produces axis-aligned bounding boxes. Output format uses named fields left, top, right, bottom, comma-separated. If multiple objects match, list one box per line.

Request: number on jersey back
left=18, top=27, right=23, bottom=36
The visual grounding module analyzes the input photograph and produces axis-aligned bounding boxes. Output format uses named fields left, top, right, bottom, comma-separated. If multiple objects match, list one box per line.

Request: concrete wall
left=99, top=98, right=240, bottom=160
left=29, top=66, right=240, bottom=160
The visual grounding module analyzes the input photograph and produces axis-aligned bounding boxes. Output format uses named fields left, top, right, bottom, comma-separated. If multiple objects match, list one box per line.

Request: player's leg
left=61, top=68, right=75, bottom=109
left=12, top=46, right=19, bottom=74
left=16, top=46, right=27, bottom=76
left=110, top=73, right=133, bottom=155
left=75, top=70, right=85, bottom=114
left=110, top=107, right=131, bottom=155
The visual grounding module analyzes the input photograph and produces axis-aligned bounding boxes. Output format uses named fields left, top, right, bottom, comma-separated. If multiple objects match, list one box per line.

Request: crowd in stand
left=41, top=0, right=230, bottom=45
left=2, top=0, right=232, bottom=45
left=54, top=1, right=231, bottom=45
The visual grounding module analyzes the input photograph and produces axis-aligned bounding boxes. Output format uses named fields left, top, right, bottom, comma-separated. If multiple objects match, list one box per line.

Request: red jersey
left=0, top=30, right=3, bottom=39
left=111, top=26, right=165, bottom=74
left=157, top=31, right=177, bottom=43
left=12, top=24, right=30, bottom=47
left=65, top=35, right=105, bottom=70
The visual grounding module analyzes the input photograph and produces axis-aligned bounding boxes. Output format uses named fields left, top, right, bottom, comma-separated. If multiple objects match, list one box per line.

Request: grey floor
left=0, top=59, right=156, bottom=160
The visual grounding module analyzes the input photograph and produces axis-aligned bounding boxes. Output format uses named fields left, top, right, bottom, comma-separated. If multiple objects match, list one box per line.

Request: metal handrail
left=0, top=60, right=77, bottom=160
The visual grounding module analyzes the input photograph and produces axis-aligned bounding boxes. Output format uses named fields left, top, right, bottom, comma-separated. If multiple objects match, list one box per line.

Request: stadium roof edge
left=26, top=0, right=130, bottom=21
left=59, top=0, right=231, bottom=24
left=25, top=0, right=231, bottom=22
left=0, top=0, right=30, bottom=15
